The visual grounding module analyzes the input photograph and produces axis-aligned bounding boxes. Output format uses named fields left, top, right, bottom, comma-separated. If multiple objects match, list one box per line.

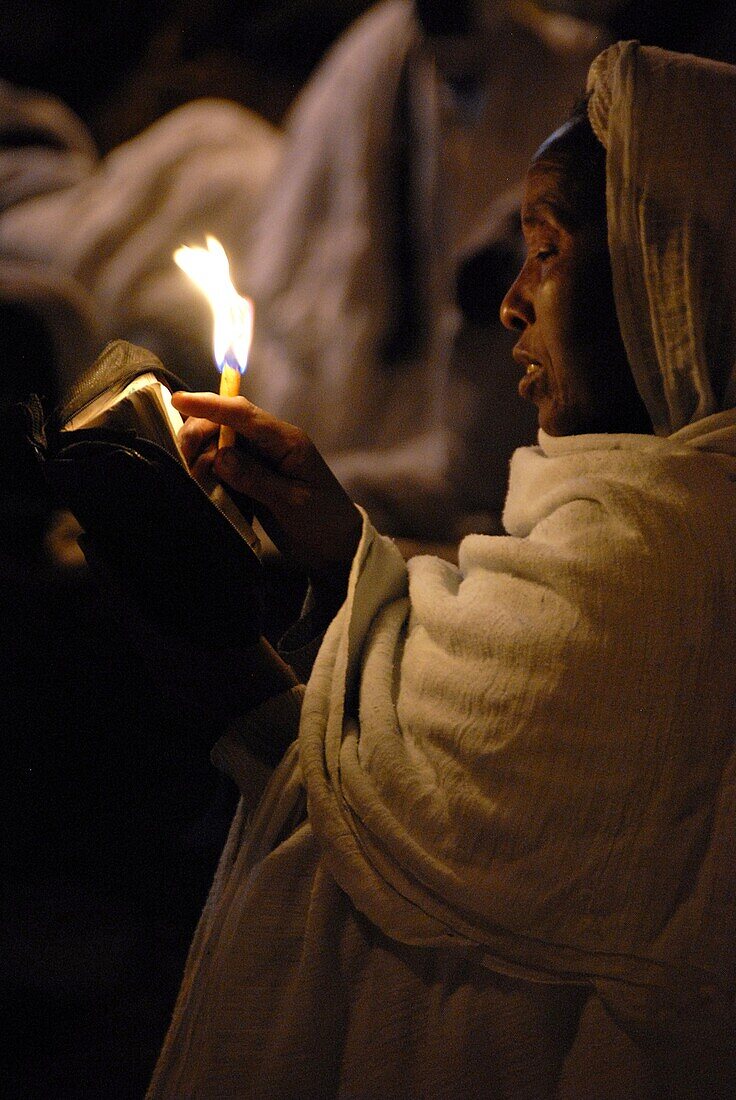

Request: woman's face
left=499, top=128, right=650, bottom=436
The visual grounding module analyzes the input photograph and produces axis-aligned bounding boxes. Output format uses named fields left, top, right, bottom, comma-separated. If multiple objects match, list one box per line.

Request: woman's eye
left=536, top=247, right=557, bottom=261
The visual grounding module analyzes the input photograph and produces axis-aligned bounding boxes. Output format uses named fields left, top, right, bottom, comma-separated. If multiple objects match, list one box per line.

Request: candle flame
left=174, top=236, right=254, bottom=374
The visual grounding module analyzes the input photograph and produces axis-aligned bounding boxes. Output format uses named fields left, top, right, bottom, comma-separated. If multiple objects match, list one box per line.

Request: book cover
left=46, top=340, right=264, bottom=647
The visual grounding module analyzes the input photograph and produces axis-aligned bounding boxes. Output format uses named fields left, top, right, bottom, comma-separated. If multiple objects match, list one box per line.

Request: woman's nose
left=499, top=270, right=533, bottom=331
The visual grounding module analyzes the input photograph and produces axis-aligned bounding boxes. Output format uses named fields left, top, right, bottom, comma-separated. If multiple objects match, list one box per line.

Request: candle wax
left=218, top=363, right=241, bottom=449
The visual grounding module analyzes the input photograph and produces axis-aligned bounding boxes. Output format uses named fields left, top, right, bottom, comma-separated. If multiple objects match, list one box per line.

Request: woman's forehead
left=522, top=161, right=576, bottom=229
left=524, top=114, right=607, bottom=231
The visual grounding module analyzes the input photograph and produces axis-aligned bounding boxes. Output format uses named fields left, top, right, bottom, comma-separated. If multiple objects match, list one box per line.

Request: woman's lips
left=518, top=360, right=544, bottom=400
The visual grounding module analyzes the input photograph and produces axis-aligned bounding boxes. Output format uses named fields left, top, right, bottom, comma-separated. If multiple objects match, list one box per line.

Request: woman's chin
left=537, top=405, right=589, bottom=438
left=535, top=402, right=564, bottom=437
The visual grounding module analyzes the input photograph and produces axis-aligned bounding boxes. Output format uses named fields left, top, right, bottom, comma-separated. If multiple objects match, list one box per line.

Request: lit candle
left=173, top=236, right=254, bottom=449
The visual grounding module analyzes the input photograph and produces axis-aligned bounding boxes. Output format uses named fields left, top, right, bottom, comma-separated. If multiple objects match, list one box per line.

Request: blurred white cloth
left=0, top=79, right=96, bottom=209
left=241, top=0, right=602, bottom=534
left=588, top=40, right=736, bottom=433
left=0, top=82, right=101, bottom=387
left=0, top=97, right=282, bottom=388
left=0, top=2, right=602, bottom=537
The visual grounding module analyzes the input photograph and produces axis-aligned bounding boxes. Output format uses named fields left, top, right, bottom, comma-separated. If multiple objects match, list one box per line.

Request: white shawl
left=298, top=44, right=736, bottom=1011
left=587, top=41, right=736, bottom=434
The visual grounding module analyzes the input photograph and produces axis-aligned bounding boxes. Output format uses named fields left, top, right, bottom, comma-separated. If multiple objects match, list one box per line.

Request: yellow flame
left=174, top=236, right=254, bottom=373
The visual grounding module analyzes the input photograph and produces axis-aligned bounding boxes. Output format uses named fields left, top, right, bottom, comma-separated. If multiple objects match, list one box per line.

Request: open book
left=60, top=364, right=260, bottom=554
left=64, top=370, right=186, bottom=454
left=48, top=340, right=263, bottom=646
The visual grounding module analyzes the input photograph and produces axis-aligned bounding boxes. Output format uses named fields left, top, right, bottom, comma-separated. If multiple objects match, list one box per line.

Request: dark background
left=1, top=2, right=733, bottom=1096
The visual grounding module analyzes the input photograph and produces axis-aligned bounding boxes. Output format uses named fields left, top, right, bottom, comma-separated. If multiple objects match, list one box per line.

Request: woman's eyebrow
left=522, top=198, right=574, bottom=231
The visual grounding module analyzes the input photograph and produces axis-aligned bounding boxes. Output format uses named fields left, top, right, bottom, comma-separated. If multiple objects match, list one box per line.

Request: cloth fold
left=293, top=42, right=736, bottom=1014
left=587, top=41, right=736, bottom=434
left=0, top=79, right=97, bottom=212
left=300, top=439, right=736, bottom=1008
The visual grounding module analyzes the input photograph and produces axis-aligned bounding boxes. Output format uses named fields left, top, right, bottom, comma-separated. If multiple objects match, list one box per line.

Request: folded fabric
left=301, top=425, right=736, bottom=1013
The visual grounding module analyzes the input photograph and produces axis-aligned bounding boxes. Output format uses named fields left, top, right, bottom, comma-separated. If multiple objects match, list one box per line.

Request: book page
left=63, top=374, right=185, bottom=464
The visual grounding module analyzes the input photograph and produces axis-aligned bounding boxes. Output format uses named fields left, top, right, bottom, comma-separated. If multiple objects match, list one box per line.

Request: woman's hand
left=172, top=392, right=363, bottom=583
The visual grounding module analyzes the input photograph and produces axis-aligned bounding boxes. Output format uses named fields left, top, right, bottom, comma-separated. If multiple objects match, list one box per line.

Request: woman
left=149, top=43, right=736, bottom=1097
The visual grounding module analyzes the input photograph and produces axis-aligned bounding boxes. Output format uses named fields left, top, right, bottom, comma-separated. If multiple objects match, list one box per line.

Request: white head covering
left=587, top=41, right=736, bottom=436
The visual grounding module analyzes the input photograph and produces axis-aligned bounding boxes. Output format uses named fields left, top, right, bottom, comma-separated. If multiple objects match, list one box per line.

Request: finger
left=173, top=391, right=251, bottom=427
left=172, top=393, right=308, bottom=465
left=190, top=441, right=218, bottom=486
left=178, top=415, right=218, bottom=465
left=214, top=447, right=311, bottom=508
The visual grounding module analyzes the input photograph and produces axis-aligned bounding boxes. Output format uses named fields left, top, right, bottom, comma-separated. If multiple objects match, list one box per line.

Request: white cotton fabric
left=299, top=432, right=736, bottom=1004
left=587, top=41, right=736, bottom=434
left=0, top=80, right=97, bottom=211
left=242, top=1, right=442, bottom=451
left=150, top=440, right=736, bottom=1096
left=296, top=43, right=736, bottom=1005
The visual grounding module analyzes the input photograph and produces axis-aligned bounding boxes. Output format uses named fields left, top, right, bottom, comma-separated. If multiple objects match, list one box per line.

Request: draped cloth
left=149, top=44, right=736, bottom=1098
left=300, top=429, right=736, bottom=995
left=242, top=0, right=602, bottom=432
left=587, top=41, right=736, bottom=434
left=0, top=82, right=101, bottom=388
left=299, top=40, right=736, bottom=1007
